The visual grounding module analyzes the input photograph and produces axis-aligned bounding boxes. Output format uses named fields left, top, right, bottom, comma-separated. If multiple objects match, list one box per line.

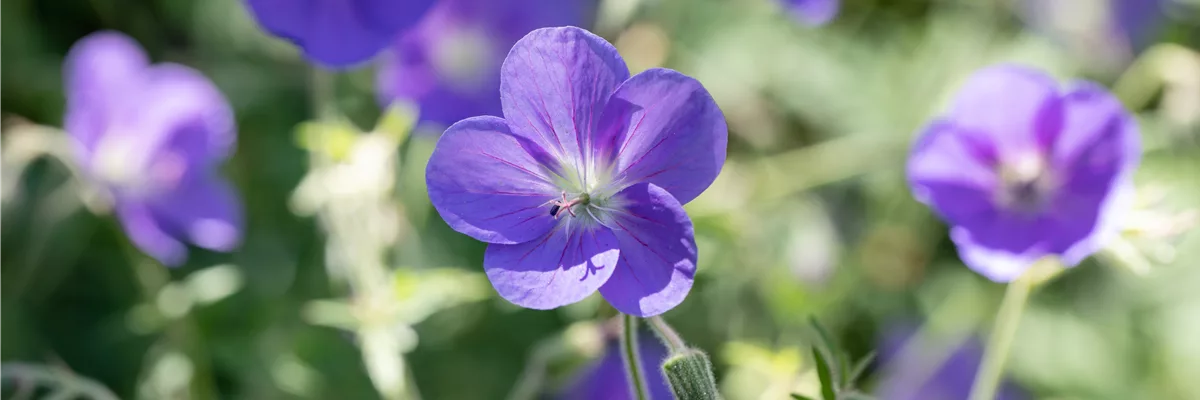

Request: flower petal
left=946, top=64, right=1064, bottom=156
left=116, top=200, right=188, bottom=267
left=595, top=68, right=728, bottom=204
left=426, top=116, right=563, bottom=244
left=599, top=183, right=697, bottom=317
left=1049, top=82, right=1140, bottom=265
left=63, top=31, right=149, bottom=158
left=500, top=26, right=630, bottom=171
left=907, top=121, right=1000, bottom=226
left=785, top=0, right=840, bottom=26
left=244, top=0, right=435, bottom=67
left=85, top=63, right=235, bottom=191
left=139, top=64, right=237, bottom=166
left=949, top=217, right=1052, bottom=282
left=483, top=223, right=620, bottom=310
left=147, top=175, right=244, bottom=253
left=377, top=0, right=586, bottom=127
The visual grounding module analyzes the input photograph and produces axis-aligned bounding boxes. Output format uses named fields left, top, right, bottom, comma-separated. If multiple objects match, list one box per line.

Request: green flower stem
left=622, top=314, right=650, bottom=400
left=968, top=272, right=1035, bottom=400
left=648, top=316, right=687, bottom=354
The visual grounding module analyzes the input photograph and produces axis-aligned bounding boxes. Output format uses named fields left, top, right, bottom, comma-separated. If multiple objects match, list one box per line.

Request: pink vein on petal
left=521, top=50, right=566, bottom=155
left=477, top=151, right=553, bottom=183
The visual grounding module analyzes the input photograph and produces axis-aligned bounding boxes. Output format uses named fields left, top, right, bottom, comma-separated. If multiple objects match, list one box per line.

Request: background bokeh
left=3, top=0, right=1200, bottom=399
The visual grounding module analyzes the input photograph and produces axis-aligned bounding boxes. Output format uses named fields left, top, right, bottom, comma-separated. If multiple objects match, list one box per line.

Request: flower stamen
left=550, top=191, right=591, bottom=219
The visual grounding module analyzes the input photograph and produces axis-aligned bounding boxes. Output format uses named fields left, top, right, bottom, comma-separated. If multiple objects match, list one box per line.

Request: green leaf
left=790, top=394, right=817, bottom=400
left=812, top=347, right=837, bottom=400
left=847, top=351, right=877, bottom=386
left=809, top=317, right=842, bottom=386
left=809, top=317, right=837, bottom=350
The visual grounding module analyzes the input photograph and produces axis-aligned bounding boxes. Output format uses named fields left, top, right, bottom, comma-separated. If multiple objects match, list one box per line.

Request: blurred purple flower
left=907, top=65, right=1140, bottom=282
left=242, top=0, right=436, bottom=68
left=378, top=0, right=588, bottom=128
left=425, top=27, right=726, bottom=316
left=876, top=327, right=1026, bottom=400
left=784, top=0, right=840, bottom=26
left=1021, top=0, right=1169, bottom=68
left=64, top=31, right=243, bottom=266
left=558, top=330, right=674, bottom=400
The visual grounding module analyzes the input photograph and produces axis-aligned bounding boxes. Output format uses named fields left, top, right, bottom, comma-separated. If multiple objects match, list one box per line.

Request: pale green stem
left=622, top=314, right=650, bottom=400
left=968, top=274, right=1034, bottom=400
left=648, top=316, right=687, bottom=354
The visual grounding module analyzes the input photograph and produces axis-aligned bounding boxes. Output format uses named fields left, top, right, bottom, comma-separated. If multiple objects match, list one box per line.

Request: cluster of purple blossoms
left=424, top=26, right=727, bottom=317
left=242, top=0, right=437, bottom=67
left=64, top=32, right=243, bottom=266
left=377, top=0, right=589, bottom=127
left=907, top=65, right=1141, bottom=281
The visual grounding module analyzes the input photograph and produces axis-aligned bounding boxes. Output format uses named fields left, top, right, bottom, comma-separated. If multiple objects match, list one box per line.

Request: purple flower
left=424, top=27, right=727, bottom=316
left=242, top=0, right=436, bottom=68
left=378, top=0, right=588, bottom=127
left=876, top=327, right=1026, bottom=400
left=784, top=0, right=840, bottom=27
left=558, top=330, right=674, bottom=400
left=907, top=65, right=1140, bottom=282
left=1021, top=0, right=1169, bottom=68
left=64, top=31, right=243, bottom=266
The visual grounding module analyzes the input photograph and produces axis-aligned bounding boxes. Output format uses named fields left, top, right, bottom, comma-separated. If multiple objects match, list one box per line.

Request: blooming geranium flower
left=876, top=326, right=1026, bottom=400
left=378, top=0, right=587, bottom=127
left=907, top=65, right=1140, bottom=282
left=242, top=0, right=436, bottom=67
left=64, top=31, right=243, bottom=266
left=558, top=329, right=673, bottom=400
left=425, top=27, right=727, bottom=316
left=784, top=0, right=840, bottom=27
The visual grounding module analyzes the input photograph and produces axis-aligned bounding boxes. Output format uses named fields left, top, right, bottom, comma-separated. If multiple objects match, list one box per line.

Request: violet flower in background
left=784, top=0, right=840, bottom=27
left=64, top=31, right=243, bottom=266
left=425, top=27, right=727, bottom=316
left=876, top=327, right=1026, bottom=400
left=242, top=0, right=436, bottom=68
left=1021, top=0, right=1169, bottom=70
left=558, top=329, right=674, bottom=400
left=907, top=65, right=1141, bottom=282
left=378, top=0, right=588, bottom=128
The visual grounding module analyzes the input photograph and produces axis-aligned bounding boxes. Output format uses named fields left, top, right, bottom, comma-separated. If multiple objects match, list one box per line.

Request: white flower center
left=997, top=152, right=1057, bottom=213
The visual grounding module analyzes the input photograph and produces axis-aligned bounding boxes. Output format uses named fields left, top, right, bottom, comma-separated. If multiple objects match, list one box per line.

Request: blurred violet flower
left=559, top=330, right=674, bottom=400
left=784, top=0, right=840, bottom=26
left=425, top=27, right=727, bottom=316
left=378, top=0, right=588, bottom=128
left=242, top=0, right=436, bottom=68
left=876, top=327, right=1026, bottom=400
left=907, top=65, right=1141, bottom=282
left=64, top=31, right=243, bottom=266
left=1021, top=0, right=1169, bottom=69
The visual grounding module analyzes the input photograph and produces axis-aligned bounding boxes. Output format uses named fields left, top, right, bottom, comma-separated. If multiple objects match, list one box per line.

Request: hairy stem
left=622, top=314, right=650, bottom=400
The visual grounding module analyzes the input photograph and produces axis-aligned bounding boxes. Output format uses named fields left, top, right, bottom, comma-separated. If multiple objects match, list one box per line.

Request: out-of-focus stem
left=968, top=273, right=1034, bottom=400
left=621, top=314, right=650, bottom=400
left=308, top=66, right=410, bottom=400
